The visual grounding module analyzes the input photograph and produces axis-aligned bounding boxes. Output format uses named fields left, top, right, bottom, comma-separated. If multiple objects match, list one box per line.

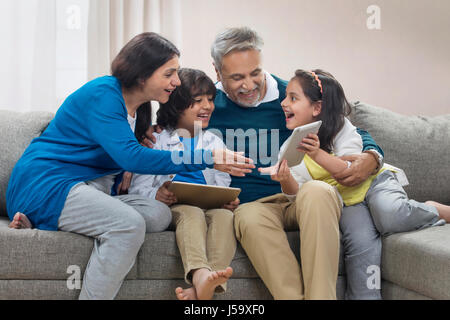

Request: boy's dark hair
left=111, top=32, right=180, bottom=90
left=157, top=68, right=216, bottom=131
left=293, top=69, right=352, bottom=153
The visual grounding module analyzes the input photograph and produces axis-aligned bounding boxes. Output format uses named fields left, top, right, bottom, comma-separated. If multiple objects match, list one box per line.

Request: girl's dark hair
left=111, top=32, right=180, bottom=90
left=293, top=69, right=352, bottom=153
left=157, top=68, right=216, bottom=131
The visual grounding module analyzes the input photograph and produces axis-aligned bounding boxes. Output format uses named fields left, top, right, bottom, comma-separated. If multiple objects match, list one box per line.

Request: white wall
left=179, top=0, right=450, bottom=116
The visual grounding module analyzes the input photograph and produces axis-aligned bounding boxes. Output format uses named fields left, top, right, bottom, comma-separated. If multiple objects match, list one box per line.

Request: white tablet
left=278, top=120, right=322, bottom=167
left=167, top=181, right=241, bottom=209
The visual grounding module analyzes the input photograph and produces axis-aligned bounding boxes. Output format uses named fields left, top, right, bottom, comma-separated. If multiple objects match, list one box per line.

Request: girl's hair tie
left=310, top=71, right=323, bottom=94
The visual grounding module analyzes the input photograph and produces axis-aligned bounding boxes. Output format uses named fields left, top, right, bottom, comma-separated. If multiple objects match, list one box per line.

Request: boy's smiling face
left=177, top=94, right=215, bottom=136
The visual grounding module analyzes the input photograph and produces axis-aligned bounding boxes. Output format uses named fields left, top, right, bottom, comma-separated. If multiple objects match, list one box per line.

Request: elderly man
left=207, top=27, right=384, bottom=300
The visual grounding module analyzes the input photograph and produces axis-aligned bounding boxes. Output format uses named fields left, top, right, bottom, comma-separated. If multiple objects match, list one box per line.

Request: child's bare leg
left=426, top=201, right=450, bottom=223
left=191, top=267, right=233, bottom=300
left=175, top=286, right=197, bottom=300
left=8, top=213, right=32, bottom=229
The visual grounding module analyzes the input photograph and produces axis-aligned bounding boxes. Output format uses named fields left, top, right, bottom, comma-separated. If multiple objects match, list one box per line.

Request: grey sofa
left=0, top=102, right=449, bottom=300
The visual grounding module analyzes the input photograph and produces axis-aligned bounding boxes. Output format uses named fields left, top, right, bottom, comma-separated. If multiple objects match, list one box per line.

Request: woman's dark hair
left=292, top=69, right=352, bottom=153
left=111, top=32, right=180, bottom=90
left=157, top=68, right=216, bottom=131
left=135, top=103, right=152, bottom=143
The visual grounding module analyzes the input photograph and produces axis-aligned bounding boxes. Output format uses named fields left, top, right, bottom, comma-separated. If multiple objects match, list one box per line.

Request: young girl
left=128, top=68, right=238, bottom=300
left=260, top=69, right=450, bottom=299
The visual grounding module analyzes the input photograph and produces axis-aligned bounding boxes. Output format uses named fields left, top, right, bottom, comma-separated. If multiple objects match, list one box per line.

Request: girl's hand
left=223, top=198, right=240, bottom=211
left=258, top=159, right=292, bottom=182
left=156, top=181, right=177, bottom=206
left=213, top=149, right=255, bottom=177
left=298, top=133, right=320, bottom=158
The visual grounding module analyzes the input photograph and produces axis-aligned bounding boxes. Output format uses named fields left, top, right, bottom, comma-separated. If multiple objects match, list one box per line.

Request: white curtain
left=88, top=0, right=183, bottom=80
left=0, top=0, right=181, bottom=113
left=0, top=0, right=57, bottom=112
left=88, top=0, right=182, bottom=123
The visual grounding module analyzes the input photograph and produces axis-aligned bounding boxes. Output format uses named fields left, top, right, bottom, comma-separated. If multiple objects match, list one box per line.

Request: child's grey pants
left=57, top=177, right=172, bottom=300
left=340, top=170, right=445, bottom=300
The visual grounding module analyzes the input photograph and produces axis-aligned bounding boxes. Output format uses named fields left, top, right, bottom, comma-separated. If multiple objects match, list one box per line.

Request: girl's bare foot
left=192, top=267, right=233, bottom=300
left=175, top=287, right=197, bottom=300
left=426, top=201, right=450, bottom=223
left=8, top=213, right=32, bottom=229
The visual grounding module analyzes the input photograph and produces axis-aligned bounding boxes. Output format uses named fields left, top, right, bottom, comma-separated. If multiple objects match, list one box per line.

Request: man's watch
left=364, top=149, right=384, bottom=174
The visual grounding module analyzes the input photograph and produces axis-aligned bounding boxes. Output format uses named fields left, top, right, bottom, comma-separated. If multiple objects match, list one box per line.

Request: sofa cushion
left=0, top=217, right=138, bottom=280
left=137, top=230, right=346, bottom=279
left=0, top=110, right=55, bottom=217
left=0, top=217, right=345, bottom=282
left=349, top=102, right=450, bottom=204
left=381, top=224, right=450, bottom=299
left=137, top=231, right=261, bottom=279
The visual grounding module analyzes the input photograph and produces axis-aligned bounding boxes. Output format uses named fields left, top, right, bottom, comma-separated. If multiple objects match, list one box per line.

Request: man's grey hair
left=211, top=27, right=264, bottom=72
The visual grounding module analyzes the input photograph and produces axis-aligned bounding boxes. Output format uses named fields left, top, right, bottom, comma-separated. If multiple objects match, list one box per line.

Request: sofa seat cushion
left=137, top=231, right=260, bottom=279
left=381, top=223, right=450, bottom=299
left=0, top=217, right=346, bottom=281
left=0, top=217, right=138, bottom=280
left=137, top=230, right=346, bottom=279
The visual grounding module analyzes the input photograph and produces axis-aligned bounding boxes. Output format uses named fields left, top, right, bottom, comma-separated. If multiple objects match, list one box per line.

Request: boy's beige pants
left=171, top=204, right=236, bottom=292
left=234, top=181, right=342, bottom=300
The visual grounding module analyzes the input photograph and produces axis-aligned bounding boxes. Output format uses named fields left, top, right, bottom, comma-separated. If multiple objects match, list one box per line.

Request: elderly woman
left=6, top=32, right=253, bottom=300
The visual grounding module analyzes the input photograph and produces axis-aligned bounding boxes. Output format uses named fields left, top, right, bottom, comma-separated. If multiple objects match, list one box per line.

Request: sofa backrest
left=349, top=102, right=450, bottom=204
left=1, top=104, right=449, bottom=218
left=0, top=110, right=55, bottom=217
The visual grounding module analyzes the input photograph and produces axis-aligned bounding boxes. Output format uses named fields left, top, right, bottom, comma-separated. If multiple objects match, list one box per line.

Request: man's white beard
left=227, top=78, right=266, bottom=108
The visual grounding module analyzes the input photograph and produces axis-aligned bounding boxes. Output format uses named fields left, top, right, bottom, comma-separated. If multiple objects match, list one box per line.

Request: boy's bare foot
left=175, top=287, right=197, bottom=300
left=426, top=201, right=450, bottom=223
left=192, top=267, right=233, bottom=300
left=8, top=213, right=32, bottom=229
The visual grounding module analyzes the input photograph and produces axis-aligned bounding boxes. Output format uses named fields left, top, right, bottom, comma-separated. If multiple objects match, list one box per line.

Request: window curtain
left=0, top=0, right=57, bottom=112
left=87, top=0, right=182, bottom=122
left=87, top=0, right=183, bottom=80
left=0, top=0, right=181, bottom=113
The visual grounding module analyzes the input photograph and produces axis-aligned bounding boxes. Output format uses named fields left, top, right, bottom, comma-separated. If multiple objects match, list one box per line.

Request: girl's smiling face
left=177, top=94, right=215, bottom=135
left=281, top=79, right=321, bottom=130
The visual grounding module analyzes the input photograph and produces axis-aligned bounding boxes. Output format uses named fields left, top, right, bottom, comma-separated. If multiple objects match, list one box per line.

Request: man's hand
left=117, top=171, right=133, bottom=195
left=333, top=153, right=378, bottom=187
left=223, top=198, right=240, bottom=211
left=156, top=181, right=177, bottom=206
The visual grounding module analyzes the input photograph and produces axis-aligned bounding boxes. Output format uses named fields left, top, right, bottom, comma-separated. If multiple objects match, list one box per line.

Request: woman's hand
left=297, top=133, right=320, bottom=158
left=258, top=159, right=292, bottom=182
left=223, top=198, right=240, bottom=211
left=212, top=149, right=255, bottom=177
left=140, top=124, right=163, bottom=148
left=155, top=181, right=177, bottom=206
left=117, top=171, right=133, bottom=195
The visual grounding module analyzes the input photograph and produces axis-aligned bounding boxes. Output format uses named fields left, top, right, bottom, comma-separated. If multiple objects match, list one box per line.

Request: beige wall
left=177, top=0, right=450, bottom=116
